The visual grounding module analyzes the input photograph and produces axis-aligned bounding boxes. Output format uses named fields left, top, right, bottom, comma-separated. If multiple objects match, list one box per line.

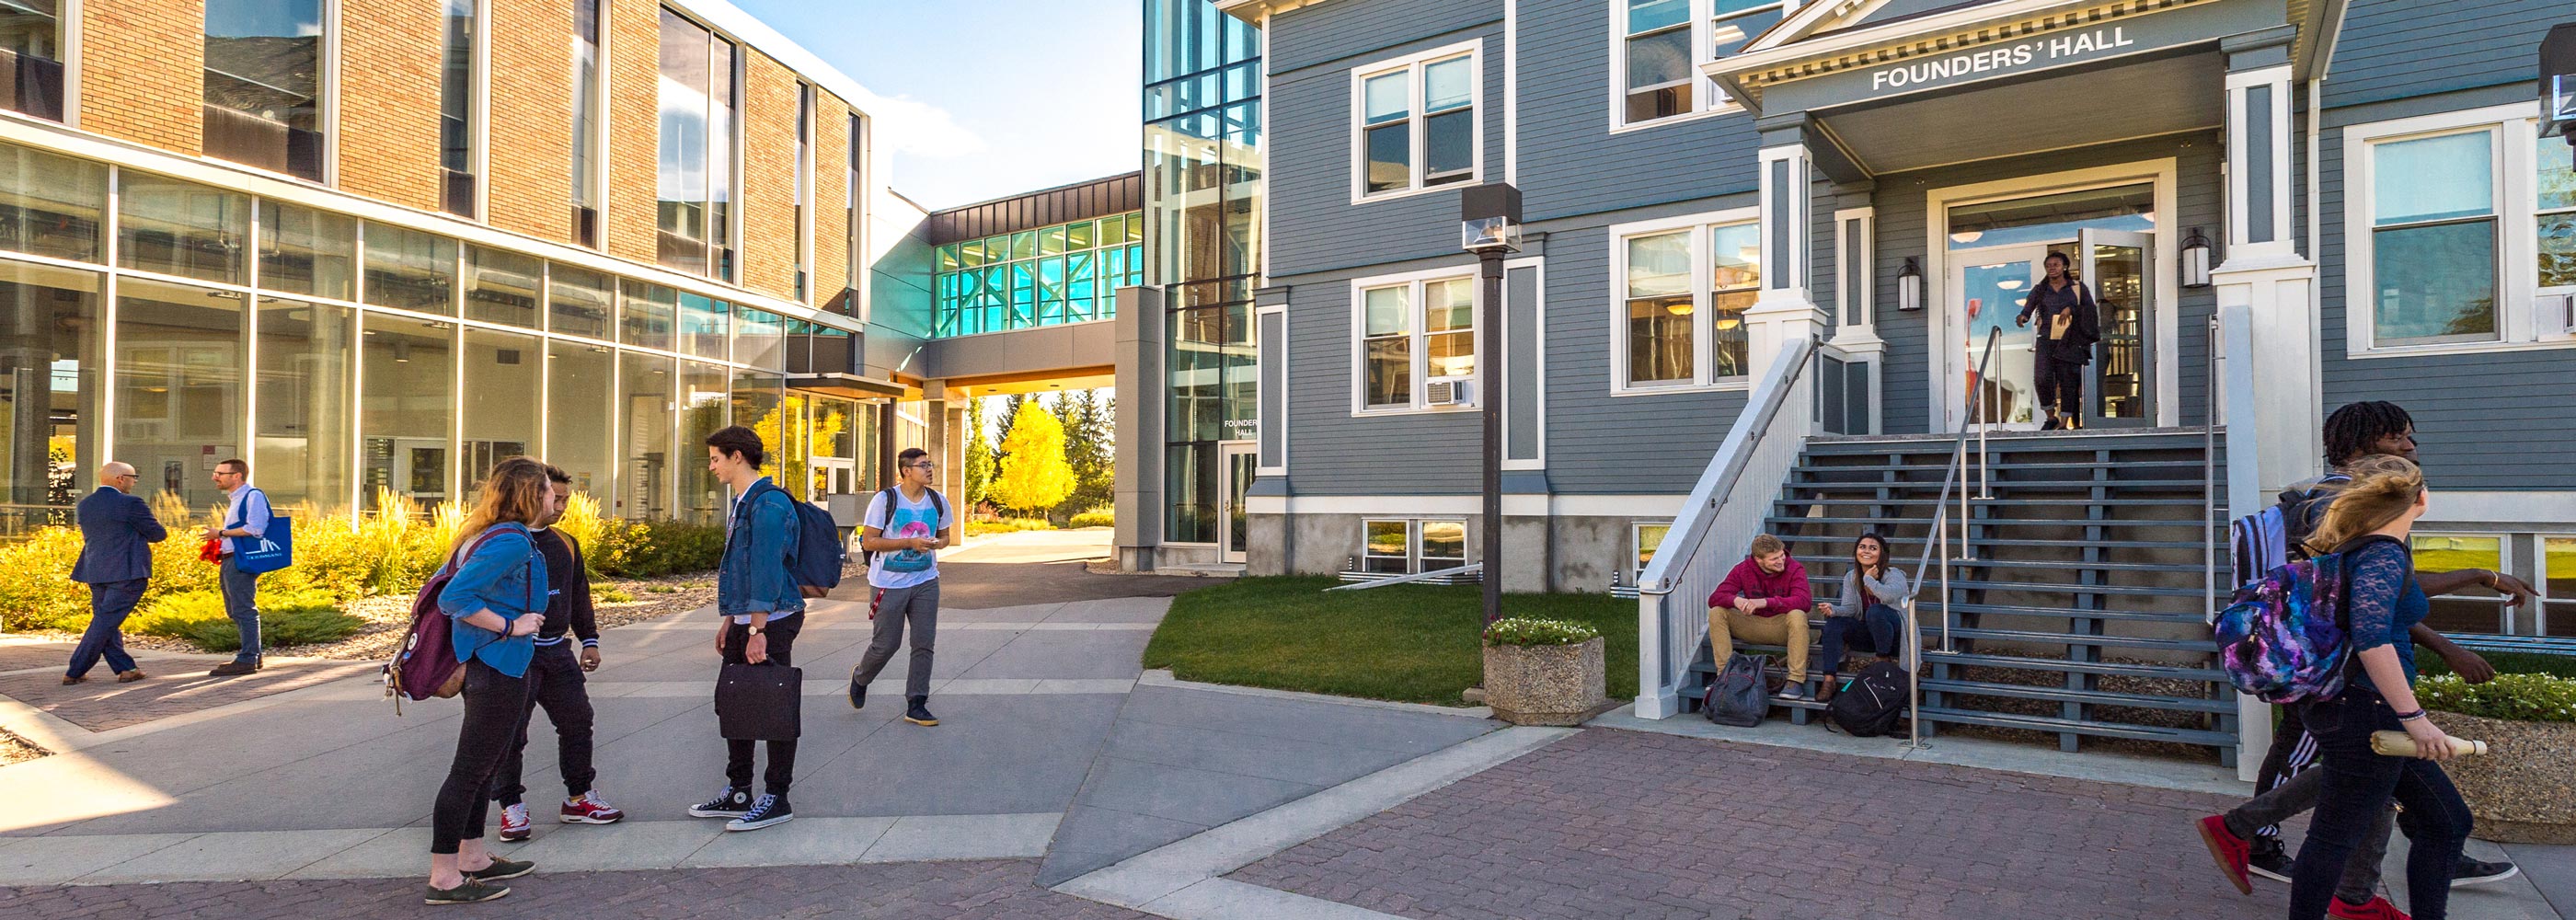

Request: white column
left=1745, top=144, right=1830, bottom=380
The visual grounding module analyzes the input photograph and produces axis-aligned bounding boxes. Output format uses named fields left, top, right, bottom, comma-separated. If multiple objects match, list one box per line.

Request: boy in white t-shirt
left=848, top=447, right=953, bottom=726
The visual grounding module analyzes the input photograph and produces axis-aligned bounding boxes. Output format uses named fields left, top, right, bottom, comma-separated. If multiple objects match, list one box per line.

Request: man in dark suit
left=66, top=462, right=164, bottom=685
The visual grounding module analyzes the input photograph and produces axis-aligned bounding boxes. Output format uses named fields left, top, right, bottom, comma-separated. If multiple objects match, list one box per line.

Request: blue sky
left=735, top=0, right=1143, bottom=211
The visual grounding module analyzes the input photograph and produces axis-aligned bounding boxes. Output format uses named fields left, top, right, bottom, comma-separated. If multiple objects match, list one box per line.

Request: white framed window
left=1633, top=520, right=1672, bottom=581
left=2410, top=533, right=2513, bottom=635
left=1351, top=269, right=1477, bottom=414
left=1611, top=0, right=1791, bottom=130
left=2542, top=535, right=2572, bottom=638
left=1609, top=208, right=1759, bottom=393
left=2343, top=103, right=2576, bottom=356
left=1359, top=519, right=1468, bottom=574
left=1351, top=41, right=1480, bottom=202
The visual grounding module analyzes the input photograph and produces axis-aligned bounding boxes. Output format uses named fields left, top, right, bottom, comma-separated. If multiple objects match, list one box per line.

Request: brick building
left=0, top=0, right=936, bottom=529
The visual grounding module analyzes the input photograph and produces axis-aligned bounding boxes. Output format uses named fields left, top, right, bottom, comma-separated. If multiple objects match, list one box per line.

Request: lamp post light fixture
left=2180, top=226, right=2214, bottom=289
left=1460, top=183, right=1521, bottom=626
left=1896, top=257, right=1923, bottom=312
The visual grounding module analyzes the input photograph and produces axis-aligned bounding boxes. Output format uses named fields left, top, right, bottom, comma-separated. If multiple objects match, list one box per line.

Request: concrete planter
left=1483, top=636, right=1605, bottom=726
left=2432, top=711, right=2576, bottom=845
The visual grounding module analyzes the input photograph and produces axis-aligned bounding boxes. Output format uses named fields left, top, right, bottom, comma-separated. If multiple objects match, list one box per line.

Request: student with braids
left=2197, top=403, right=2533, bottom=918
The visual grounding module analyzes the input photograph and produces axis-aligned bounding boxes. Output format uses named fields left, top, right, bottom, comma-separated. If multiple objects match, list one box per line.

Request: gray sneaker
left=1777, top=684, right=1812, bottom=702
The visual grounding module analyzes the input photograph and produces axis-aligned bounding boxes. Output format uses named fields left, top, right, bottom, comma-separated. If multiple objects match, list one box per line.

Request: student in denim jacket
left=686, top=425, right=808, bottom=832
left=423, top=459, right=558, bottom=905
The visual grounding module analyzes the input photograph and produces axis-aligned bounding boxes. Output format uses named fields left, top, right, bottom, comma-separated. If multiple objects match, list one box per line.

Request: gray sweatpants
left=2232, top=764, right=2394, bottom=903
left=853, top=580, right=939, bottom=699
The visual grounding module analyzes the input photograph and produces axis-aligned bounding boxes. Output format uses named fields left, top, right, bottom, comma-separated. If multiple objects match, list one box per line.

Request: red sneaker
left=560, top=790, right=625, bottom=824
left=2196, top=814, right=2253, bottom=895
left=496, top=802, right=531, bottom=842
left=2328, top=895, right=2409, bottom=920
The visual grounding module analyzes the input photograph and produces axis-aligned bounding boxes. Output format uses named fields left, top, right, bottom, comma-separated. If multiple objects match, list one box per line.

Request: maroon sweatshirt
left=1707, top=556, right=1812, bottom=615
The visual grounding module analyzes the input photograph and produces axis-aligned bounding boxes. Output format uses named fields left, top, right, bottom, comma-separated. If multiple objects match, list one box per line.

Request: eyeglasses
left=907, top=463, right=937, bottom=471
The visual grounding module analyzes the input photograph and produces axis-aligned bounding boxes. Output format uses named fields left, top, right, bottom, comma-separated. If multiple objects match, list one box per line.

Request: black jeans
left=721, top=612, right=803, bottom=796
left=431, top=659, right=529, bottom=854
left=490, top=642, right=596, bottom=807
left=2035, top=357, right=2085, bottom=424
left=1818, top=603, right=1903, bottom=676
left=2288, top=683, right=2474, bottom=920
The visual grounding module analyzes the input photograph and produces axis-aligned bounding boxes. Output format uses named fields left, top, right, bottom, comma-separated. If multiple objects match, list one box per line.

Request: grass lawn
left=1142, top=575, right=1639, bottom=706
left=2417, top=645, right=2576, bottom=680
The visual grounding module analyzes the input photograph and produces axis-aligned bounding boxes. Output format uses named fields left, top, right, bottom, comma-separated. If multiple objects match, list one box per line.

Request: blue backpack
left=2213, top=535, right=2391, bottom=704
left=742, top=481, right=845, bottom=592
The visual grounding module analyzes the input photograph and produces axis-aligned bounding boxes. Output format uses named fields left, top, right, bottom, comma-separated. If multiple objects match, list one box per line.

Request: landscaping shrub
left=965, top=517, right=1052, bottom=537
left=593, top=586, right=635, bottom=604
left=2418, top=673, right=2576, bottom=725
left=0, top=528, right=90, bottom=631
left=1066, top=509, right=1115, bottom=529
left=130, top=589, right=362, bottom=652
left=601, top=520, right=725, bottom=578
left=1483, top=616, right=1602, bottom=647
left=2418, top=646, right=2576, bottom=680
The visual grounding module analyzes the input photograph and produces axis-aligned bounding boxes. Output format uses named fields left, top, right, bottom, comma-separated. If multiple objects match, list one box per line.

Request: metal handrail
left=1903, top=327, right=2003, bottom=750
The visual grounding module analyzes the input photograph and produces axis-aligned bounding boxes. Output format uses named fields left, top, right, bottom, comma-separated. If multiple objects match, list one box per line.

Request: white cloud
left=866, top=95, right=988, bottom=160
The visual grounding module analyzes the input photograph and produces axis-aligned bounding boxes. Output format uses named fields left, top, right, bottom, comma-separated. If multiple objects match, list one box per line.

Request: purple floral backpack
left=2214, top=541, right=2375, bottom=704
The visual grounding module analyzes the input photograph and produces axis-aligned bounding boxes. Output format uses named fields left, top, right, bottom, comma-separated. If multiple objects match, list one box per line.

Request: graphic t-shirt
left=866, top=488, right=950, bottom=590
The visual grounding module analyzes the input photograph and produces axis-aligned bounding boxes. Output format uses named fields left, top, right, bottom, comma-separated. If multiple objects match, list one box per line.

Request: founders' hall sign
left=1869, top=27, right=2137, bottom=91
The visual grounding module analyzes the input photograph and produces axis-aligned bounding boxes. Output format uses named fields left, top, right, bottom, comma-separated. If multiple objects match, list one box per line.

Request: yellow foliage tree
left=749, top=395, right=848, bottom=496
left=991, top=398, right=1075, bottom=513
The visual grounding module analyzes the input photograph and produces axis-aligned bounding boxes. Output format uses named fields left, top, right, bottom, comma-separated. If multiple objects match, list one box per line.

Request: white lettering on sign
left=1867, top=27, right=2135, bottom=92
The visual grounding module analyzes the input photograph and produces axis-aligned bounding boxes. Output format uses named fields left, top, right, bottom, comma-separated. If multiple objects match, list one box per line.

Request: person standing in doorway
left=687, top=426, right=805, bottom=832
left=489, top=463, right=624, bottom=843
left=2014, top=251, right=2100, bottom=431
left=205, top=458, right=270, bottom=676
left=848, top=447, right=952, bottom=727
left=65, top=462, right=164, bottom=685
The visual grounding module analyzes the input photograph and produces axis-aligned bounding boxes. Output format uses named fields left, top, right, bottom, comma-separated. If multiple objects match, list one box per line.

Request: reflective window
left=1353, top=51, right=1473, bottom=197
left=620, top=279, right=675, bottom=351
left=2538, top=135, right=2575, bottom=291
left=258, top=201, right=355, bottom=301
left=118, top=173, right=250, bottom=285
left=1167, top=442, right=1215, bottom=544
left=657, top=8, right=736, bottom=279
left=547, top=263, right=612, bottom=340
left=0, top=0, right=64, bottom=121
left=570, top=0, right=602, bottom=245
left=793, top=83, right=812, bottom=302
left=1355, top=275, right=1474, bottom=410
left=2371, top=131, right=2497, bottom=345
left=0, top=262, right=102, bottom=530
left=0, top=142, right=101, bottom=262
left=359, top=316, right=455, bottom=510
left=2548, top=537, right=2575, bottom=638
left=203, top=0, right=324, bottom=180
left=439, top=0, right=477, bottom=217
left=676, top=360, right=728, bottom=523
left=1635, top=523, right=1672, bottom=580
left=932, top=211, right=1138, bottom=337
left=1621, top=0, right=1784, bottom=126
left=1420, top=520, right=1466, bottom=570
left=678, top=292, right=728, bottom=359
left=253, top=297, right=353, bottom=512
left=1363, top=519, right=1408, bottom=574
left=464, top=246, right=541, bottom=328
left=460, top=328, right=540, bottom=497
left=1616, top=218, right=1758, bottom=390
left=732, top=305, right=783, bottom=369
left=729, top=369, right=781, bottom=480
left=2411, top=535, right=2506, bottom=635
left=114, top=278, right=247, bottom=510
left=545, top=338, right=615, bottom=499
left=616, top=350, right=673, bottom=519
left=363, top=224, right=457, bottom=315
left=1359, top=284, right=1409, bottom=409
left=1625, top=231, right=1693, bottom=385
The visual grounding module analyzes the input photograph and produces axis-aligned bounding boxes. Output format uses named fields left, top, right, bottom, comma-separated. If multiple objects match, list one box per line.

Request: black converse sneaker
left=904, top=696, right=938, bottom=726
left=687, top=786, right=753, bottom=819
left=726, top=794, right=794, bottom=832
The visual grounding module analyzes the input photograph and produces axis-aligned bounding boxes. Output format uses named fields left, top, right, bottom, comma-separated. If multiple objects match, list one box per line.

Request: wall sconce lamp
left=2181, top=227, right=2214, bottom=288
left=1896, top=258, right=1923, bottom=312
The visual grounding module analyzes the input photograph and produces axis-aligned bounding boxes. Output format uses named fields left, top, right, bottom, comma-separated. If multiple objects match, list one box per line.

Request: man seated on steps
left=1706, top=534, right=1816, bottom=701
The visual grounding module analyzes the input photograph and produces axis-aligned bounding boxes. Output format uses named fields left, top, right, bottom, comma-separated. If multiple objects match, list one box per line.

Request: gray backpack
left=1703, top=652, right=1768, bottom=728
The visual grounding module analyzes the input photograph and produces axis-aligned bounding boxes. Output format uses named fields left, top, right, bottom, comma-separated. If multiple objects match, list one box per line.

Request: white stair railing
left=1633, top=337, right=1817, bottom=719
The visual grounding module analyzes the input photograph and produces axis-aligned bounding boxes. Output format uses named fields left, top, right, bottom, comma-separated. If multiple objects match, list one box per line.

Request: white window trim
left=1605, top=0, right=1794, bottom=133
left=2342, top=101, right=2576, bottom=358
left=1348, top=264, right=1481, bottom=417
left=1347, top=40, right=1483, bottom=205
left=1361, top=517, right=1409, bottom=573
left=2538, top=535, right=2571, bottom=637
left=1606, top=206, right=1760, bottom=396
left=1419, top=519, right=1469, bottom=570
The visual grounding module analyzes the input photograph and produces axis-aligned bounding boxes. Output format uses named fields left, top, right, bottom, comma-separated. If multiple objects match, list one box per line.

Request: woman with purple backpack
left=422, top=459, right=558, bottom=905
left=2283, top=455, right=2475, bottom=920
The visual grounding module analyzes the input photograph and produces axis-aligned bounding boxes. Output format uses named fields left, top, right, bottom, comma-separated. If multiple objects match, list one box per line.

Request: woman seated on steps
left=1814, top=533, right=1908, bottom=705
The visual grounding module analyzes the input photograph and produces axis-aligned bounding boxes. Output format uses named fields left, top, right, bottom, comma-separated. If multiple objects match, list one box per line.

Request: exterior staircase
left=1677, top=428, right=2238, bottom=764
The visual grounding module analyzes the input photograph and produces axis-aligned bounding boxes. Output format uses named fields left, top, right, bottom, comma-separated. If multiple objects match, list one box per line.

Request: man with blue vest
left=66, top=462, right=164, bottom=685
left=204, top=458, right=270, bottom=676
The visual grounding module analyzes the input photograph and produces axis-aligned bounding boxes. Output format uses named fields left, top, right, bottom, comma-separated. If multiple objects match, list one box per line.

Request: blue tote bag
left=226, top=489, right=294, bottom=575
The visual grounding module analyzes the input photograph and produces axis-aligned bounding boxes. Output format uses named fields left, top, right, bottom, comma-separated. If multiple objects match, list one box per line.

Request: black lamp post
left=1461, top=183, right=1522, bottom=625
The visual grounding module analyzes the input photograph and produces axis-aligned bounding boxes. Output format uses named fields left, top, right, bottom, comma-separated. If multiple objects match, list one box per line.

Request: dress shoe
left=116, top=670, right=146, bottom=683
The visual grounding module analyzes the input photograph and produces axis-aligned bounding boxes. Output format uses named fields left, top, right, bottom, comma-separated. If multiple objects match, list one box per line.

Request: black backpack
left=1827, top=660, right=1910, bottom=737
left=857, top=487, right=949, bottom=568
left=1702, top=653, right=1768, bottom=728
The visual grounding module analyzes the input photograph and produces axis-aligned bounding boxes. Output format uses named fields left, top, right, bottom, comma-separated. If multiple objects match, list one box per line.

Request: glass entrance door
left=2079, top=228, right=2154, bottom=428
left=1218, top=442, right=1255, bottom=564
left=1950, top=245, right=2047, bottom=429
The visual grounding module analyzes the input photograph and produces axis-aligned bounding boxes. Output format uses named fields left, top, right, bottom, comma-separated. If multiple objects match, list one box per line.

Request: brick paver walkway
left=1230, top=728, right=2279, bottom=920
left=0, top=660, right=375, bottom=731
left=0, top=644, right=86, bottom=673
left=0, top=859, right=1148, bottom=919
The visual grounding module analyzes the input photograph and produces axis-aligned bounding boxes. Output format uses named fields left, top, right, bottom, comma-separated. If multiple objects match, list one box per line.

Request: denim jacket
left=719, top=477, right=805, bottom=620
left=436, top=523, right=547, bottom=678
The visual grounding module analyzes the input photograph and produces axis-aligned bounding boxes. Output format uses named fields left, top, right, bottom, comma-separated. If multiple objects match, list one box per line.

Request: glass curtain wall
left=0, top=0, right=62, bottom=121
left=657, top=8, right=737, bottom=281
left=1146, top=0, right=1261, bottom=544
left=0, top=134, right=867, bottom=538
left=439, top=0, right=478, bottom=217
left=202, top=0, right=324, bottom=181
left=933, top=213, right=1143, bottom=337
left=570, top=0, right=603, bottom=246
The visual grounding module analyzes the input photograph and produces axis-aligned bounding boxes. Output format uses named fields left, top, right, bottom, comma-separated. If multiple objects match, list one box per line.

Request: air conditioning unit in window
left=1425, top=378, right=1474, bottom=407
left=2548, top=293, right=2576, bottom=334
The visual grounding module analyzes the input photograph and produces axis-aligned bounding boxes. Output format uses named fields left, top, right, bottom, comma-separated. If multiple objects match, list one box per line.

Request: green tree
left=1056, top=388, right=1115, bottom=517
left=962, top=395, right=995, bottom=510
left=990, top=398, right=1075, bottom=514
